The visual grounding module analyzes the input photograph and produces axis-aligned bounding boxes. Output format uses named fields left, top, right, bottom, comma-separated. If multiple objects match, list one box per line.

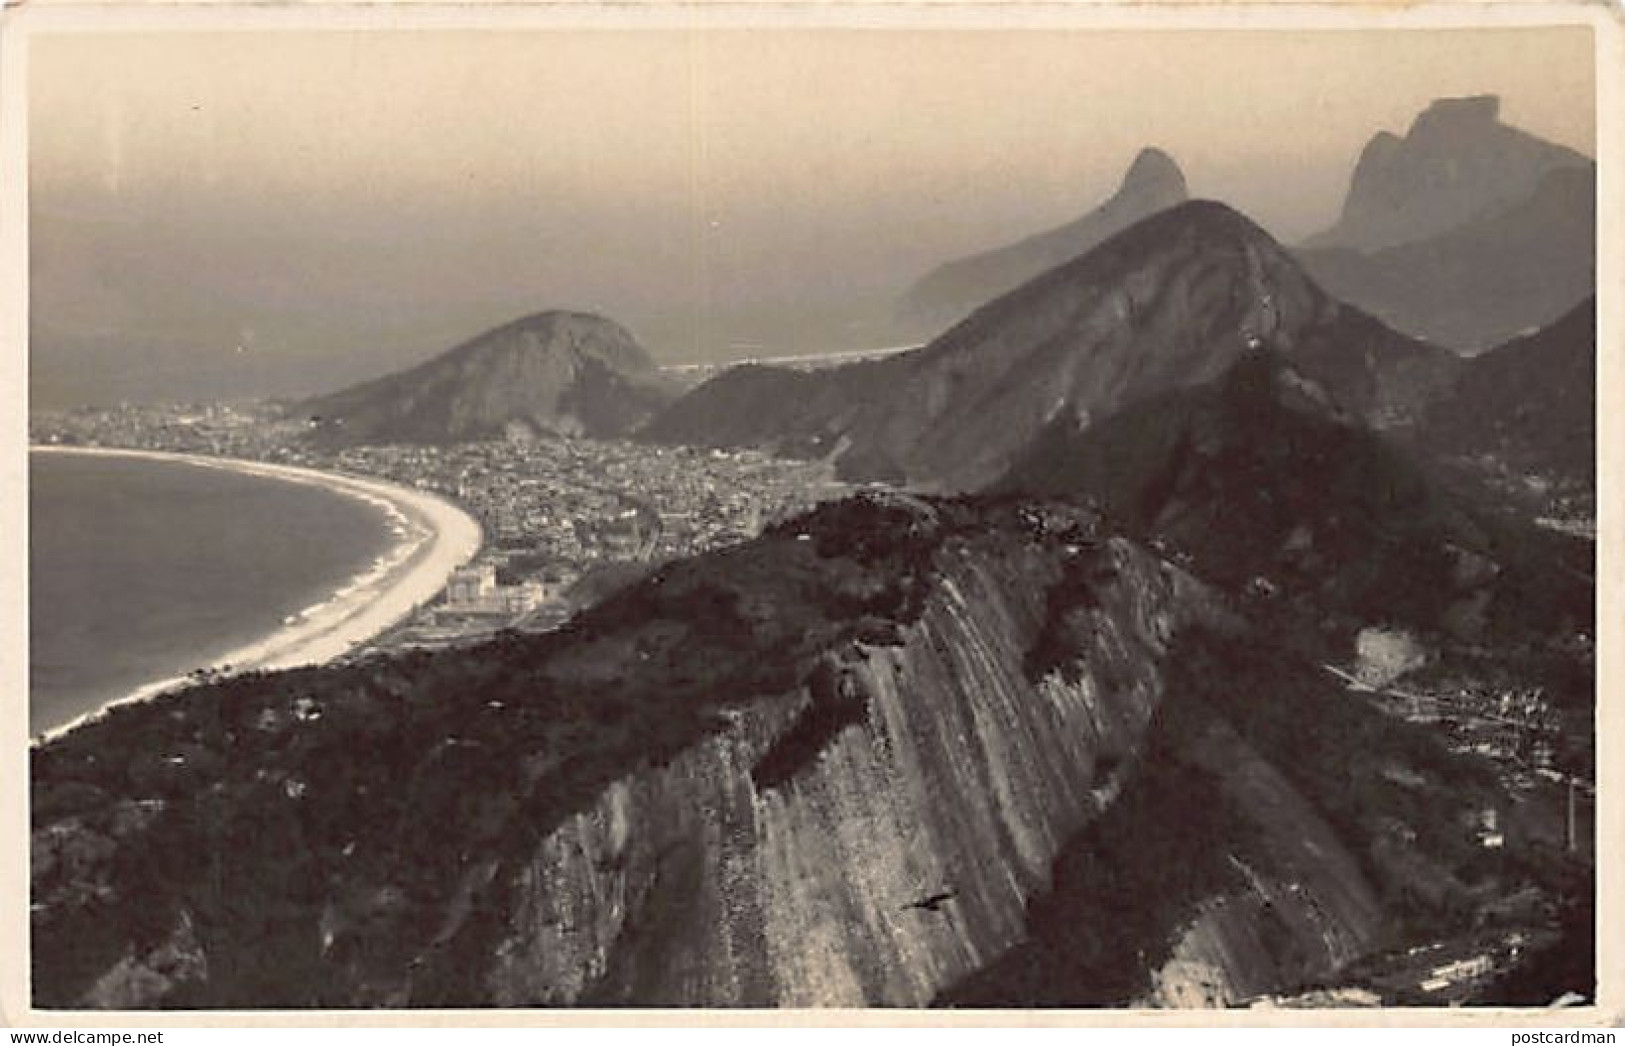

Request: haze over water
left=28, top=27, right=1594, bottom=408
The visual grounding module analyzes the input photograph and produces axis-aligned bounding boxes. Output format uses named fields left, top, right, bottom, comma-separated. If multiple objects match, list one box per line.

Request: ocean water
left=29, top=451, right=395, bottom=736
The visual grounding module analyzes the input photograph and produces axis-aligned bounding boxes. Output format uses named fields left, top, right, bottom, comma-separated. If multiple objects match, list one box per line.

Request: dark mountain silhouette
left=644, top=200, right=1458, bottom=490
left=994, top=350, right=1591, bottom=643
left=898, top=148, right=1189, bottom=337
left=302, top=311, right=678, bottom=444
left=1416, top=298, right=1595, bottom=485
left=1303, top=95, right=1592, bottom=253
left=1299, top=165, right=1594, bottom=351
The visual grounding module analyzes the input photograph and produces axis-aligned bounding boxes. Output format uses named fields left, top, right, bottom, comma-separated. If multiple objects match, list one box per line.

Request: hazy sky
left=29, top=26, right=1596, bottom=405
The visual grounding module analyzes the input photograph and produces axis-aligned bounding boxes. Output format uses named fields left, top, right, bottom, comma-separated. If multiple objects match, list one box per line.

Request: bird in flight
left=901, top=890, right=957, bottom=913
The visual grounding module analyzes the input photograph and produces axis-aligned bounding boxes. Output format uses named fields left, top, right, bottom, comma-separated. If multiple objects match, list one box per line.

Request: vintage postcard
left=1, top=0, right=1618, bottom=1027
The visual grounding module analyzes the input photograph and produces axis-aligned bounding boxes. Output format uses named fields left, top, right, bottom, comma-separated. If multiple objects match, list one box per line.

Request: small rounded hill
left=303, top=310, right=676, bottom=444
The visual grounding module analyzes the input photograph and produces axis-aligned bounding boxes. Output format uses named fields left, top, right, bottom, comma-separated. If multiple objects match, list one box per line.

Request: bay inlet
left=29, top=446, right=482, bottom=741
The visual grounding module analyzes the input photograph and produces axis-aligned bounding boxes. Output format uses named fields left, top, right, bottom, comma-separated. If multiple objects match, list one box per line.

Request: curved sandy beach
left=31, top=446, right=483, bottom=744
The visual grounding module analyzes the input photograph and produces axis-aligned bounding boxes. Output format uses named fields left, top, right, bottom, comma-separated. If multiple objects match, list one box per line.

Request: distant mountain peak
left=1413, top=93, right=1501, bottom=129
left=1121, top=146, right=1187, bottom=195
left=1304, top=94, right=1591, bottom=253
left=651, top=198, right=1455, bottom=490
left=898, top=147, right=1189, bottom=335
left=972, top=197, right=1304, bottom=307
left=1297, top=123, right=1595, bottom=351
left=303, top=309, right=676, bottom=445
left=462, top=310, right=657, bottom=371
left=516, top=310, right=636, bottom=336
left=497, top=309, right=614, bottom=335
left=1003, top=198, right=1328, bottom=346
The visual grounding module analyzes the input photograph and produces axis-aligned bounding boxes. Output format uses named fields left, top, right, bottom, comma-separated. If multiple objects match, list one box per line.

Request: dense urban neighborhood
left=30, top=400, right=850, bottom=651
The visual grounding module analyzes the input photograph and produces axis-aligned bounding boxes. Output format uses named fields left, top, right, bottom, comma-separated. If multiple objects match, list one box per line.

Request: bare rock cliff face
left=33, top=497, right=1493, bottom=1009
left=480, top=538, right=1201, bottom=1006
left=393, top=531, right=1408, bottom=1008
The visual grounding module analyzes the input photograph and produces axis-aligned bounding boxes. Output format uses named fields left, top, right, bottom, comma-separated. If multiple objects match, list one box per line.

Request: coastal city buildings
left=30, top=402, right=850, bottom=653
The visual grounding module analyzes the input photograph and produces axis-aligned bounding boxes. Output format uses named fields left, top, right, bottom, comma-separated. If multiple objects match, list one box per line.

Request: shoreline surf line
left=29, top=445, right=484, bottom=746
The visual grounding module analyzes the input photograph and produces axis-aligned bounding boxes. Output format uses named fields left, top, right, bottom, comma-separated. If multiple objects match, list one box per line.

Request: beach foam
left=30, top=446, right=483, bottom=745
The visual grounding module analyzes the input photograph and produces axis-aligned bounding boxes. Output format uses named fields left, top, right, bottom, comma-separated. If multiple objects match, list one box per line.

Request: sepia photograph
left=4, top=0, right=1616, bottom=1022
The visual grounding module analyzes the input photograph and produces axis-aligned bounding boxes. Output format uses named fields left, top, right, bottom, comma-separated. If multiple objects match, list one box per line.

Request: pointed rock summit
left=898, top=147, right=1189, bottom=335
left=1296, top=96, right=1594, bottom=349
left=1304, top=94, right=1592, bottom=252
left=648, top=200, right=1456, bottom=490
left=1119, top=145, right=1188, bottom=197
left=303, top=310, right=678, bottom=445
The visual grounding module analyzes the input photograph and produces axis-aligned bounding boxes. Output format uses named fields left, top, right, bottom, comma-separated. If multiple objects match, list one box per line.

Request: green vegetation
left=559, top=559, right=661, bottom=610
left=1165, top=628, right=1502, bottom=933
left=1416, top=298, right=1595, bottom=489
left=998, top=350, right=1592, bottom=648
left=750, top=659, right=871, bottom=794
left=1476, top=850, right=1594, bottom=1004
left=939, top=621, right=1512, bottom=1008
left=1022, top=541, right=1114, bottom=684
left=937, top=693, right=1262, bottom=1007
left=30, top=491, right=1101, bottom=1008
left=32, top=482, right=1585, bottom=1008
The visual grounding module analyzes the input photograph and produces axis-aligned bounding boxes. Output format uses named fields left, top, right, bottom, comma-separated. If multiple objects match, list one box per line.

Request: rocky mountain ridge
left=1416, top=298, right=1596, bottom=492
left=644, top=200, right=1458, bottom=489
left=32, top=494, right=1511, bottom=1008
left=1299, top=164, right=1594, bottom=351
